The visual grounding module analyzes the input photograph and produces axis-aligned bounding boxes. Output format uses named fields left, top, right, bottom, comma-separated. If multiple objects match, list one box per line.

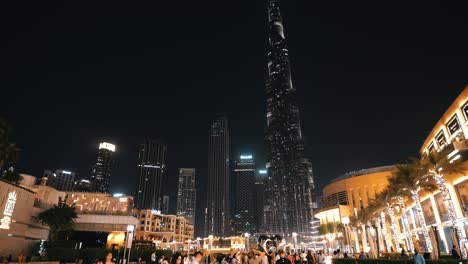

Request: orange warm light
left=107, top=232, right=126, bottom=249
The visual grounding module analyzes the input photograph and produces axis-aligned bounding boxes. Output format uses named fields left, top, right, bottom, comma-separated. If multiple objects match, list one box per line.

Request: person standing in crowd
left=171, top=253, right=183, bottom=264
left=151, top=252, right=157, bottom=264
left=105, top=253, right=115, bottom=264
left=306, top=251, right=315, bottom=264
left=275, top=250, right=291, bottom=264
left=192, top=252, right=204, bottom=264
left=412, top=250, right=425, bottom=264
left=315, top=251, right=325, bottom=264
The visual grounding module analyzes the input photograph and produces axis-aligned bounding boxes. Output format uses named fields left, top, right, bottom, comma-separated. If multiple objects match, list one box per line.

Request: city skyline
left=2, top=1, right=468, bottom=237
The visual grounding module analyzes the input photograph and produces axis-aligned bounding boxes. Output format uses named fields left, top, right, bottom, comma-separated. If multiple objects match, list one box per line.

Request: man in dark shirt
left=306, top=251, right=315, bottom=264
left=276, top=250, right=291, bottom=264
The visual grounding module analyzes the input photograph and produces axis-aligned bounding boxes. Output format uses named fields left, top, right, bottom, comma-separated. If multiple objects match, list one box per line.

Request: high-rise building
left=176, top=168, right=196, bottom=226
left=43, top=169, right=76, bottom=191
left=162, top=195, right=170, bottom=214
left=233, top=155, right=256, bottom=235
left=90, top=142, right=116, bottom=193
left=73, top=178, right=92, bottom=192
left=206, top=115, right=230, bottom=237
left=263, top=0, right=316, bottom=236
left=254, top=170, right=267, bottom=233
left=135, top=139, right=167, bottom=210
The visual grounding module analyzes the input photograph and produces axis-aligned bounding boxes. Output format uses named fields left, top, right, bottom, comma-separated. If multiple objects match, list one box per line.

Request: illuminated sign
left=0, top=191, right=17, bottom=230
left=99, top=142, right=116, bottom=152
left=62, top=171, right=72, bottom=175
left=240, top=155, right=252, bottom=160
left=113, top=193, right=124, bottom=197
left=259, top=170, right=267, bottom=174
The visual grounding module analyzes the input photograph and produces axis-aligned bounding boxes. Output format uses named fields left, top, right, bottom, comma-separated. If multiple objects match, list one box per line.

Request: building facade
left=263, top=0, right=316, bottom=237
left=135, top=209, right=194, bottom=249
left=0, top=179, right=48, bottom=257
left=91, top=142, right=116, bottom=193
left=206, top=115, right=230, bottom=237
left=135, top=139, right=167, bottom=210
left=233, top=155, right=256, bottom=235
left=176, top=168, right=196, bottom=226
left=314, top=88, right=468, bottom=256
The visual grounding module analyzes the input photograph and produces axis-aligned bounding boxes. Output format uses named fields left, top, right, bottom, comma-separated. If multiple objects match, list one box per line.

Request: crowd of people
left=95, top=242, right=466, bottom=264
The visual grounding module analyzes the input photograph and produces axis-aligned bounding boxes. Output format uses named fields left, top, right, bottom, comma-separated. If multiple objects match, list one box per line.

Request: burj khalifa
left=263, top=0, right=317, bottom=237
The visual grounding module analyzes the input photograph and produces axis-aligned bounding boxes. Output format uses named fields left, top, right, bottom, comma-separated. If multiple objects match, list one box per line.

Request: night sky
left=1, top=1, right=467, bottom=235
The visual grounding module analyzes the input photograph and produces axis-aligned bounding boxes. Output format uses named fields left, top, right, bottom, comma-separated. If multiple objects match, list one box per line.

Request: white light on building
left=0, top=191, right=17, bottom=230
left=99, top=142, right=116, bottom=152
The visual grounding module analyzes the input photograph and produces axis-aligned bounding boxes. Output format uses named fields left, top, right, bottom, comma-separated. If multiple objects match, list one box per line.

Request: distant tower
left=233, top=155, right=256, bottom=235
left=263, top=0, right=316, bottom=236
left=91, top=142, right=116, bottom=193
left=162, top=195, right=170, bottom=214
left=43, top=169, right=76, bottom=191
left=255, top=169, right=267, bottom=232
left=206, top=115, right=230, bottom=237
left=176, top=168, right=196, bottom=226
left=73, top=178, right=92, bottom=192
left=135, top=139, right=167, bottom=210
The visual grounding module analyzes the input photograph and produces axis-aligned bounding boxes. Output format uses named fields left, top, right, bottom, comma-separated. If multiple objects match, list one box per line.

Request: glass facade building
left=135, top=139, right=167, bottom=210
left=233, top=155, right=256, bottom=235
left=206, top=115, right=230, bottom=237
left=176, top=168, right=196, bottom=226
left=263, top=0, right=316, bottom=236
left=90, top=142, right=115, bottom=193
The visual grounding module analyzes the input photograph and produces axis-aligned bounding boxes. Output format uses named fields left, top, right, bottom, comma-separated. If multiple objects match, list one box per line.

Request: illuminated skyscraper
left=263, top=0, right=316, bottom=236
left=233, top=155, right=256, bottom=235
left=91, top=142, right=115, bottom=193
left=176, top=168, right=196, bottom=226
left=135, top=139, right=167, bottom=210
left=43, top=169, right=76, bottom=192
left=206, top=115, right=230, bottom=237
left=162, top=195, right=170, bottom=214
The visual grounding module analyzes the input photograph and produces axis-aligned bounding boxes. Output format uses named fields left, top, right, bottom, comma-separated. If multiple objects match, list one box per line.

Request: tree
left=38, top=195, right=78, bottom=241
left=389, top=162, right=438, bottom=253
left=420, top=148, right=467, bottom=259
left=2, top=167, right=23, bottom=184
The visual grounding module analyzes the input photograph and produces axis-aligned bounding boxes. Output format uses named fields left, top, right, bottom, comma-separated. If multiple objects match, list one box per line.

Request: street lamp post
left=292, top=232, right=298, bottom=253
left=341, top=217, right=350, bottom=253
left=188, top=239, right=192, bottom=258
left=244, top=233, right=250, bottom=251
left=207, top=235, right=213, bottom=264
left=123, top=225, right=135, bottom=264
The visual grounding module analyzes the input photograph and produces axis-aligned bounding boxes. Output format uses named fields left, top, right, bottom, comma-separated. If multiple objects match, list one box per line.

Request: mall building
left=314, top=87, right=468, bottom=255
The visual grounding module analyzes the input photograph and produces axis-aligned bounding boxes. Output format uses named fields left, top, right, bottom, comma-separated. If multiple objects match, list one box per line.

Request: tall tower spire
left=264, top=0, right=316, bottom=238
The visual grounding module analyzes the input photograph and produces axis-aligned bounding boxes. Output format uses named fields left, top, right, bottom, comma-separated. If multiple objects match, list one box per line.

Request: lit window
left=447, top=115, right=461, bottom=135
left=427, top=143, right=435, bottom=153
left=462, top=100, right=468, bottom=121
left=436, top=130, right=447, bottom=148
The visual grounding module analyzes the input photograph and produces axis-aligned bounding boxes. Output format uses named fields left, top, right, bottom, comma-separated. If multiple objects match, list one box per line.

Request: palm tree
left=373, top=190, right=396, bottom=253
left=359, top=201, right=381, bottom=257
left=3, top=166, right=23, bottom=184
left=389, top=162, right=438, bottom=253
left=38, top=195, right=78, bottom=241
left=420, top=148, right=467, bottom=259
